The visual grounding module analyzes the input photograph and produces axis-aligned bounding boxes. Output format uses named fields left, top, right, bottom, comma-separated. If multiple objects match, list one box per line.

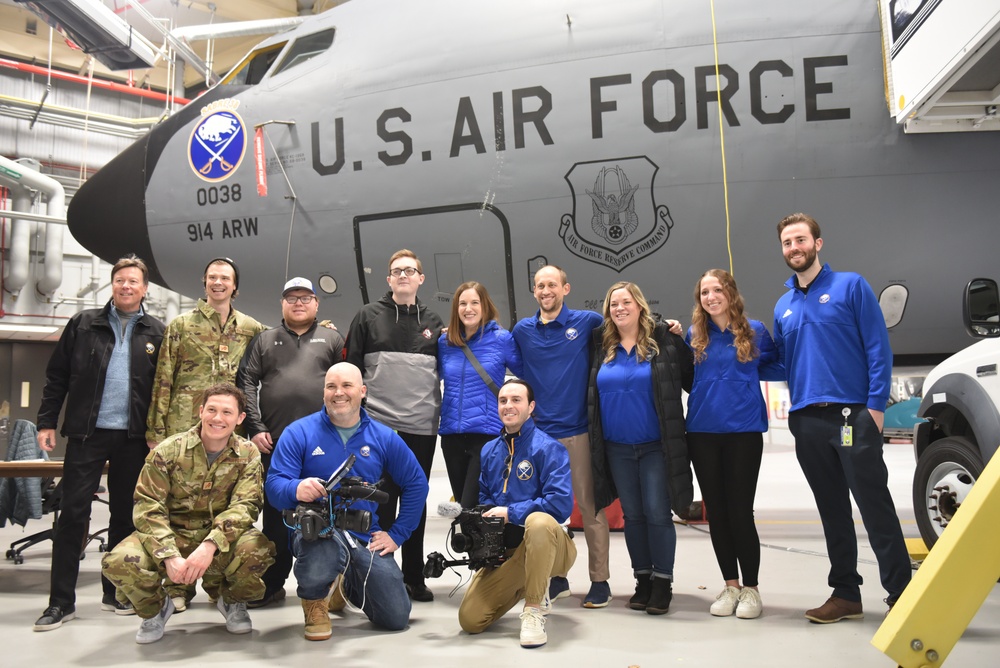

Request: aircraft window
left=272, top=29, right=335, bottom=76
left=223, top=44, right=287, bottom=86
left=878, top=284, right=908, bottom=329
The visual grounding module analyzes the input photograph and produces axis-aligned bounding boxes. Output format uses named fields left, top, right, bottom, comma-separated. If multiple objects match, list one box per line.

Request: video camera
left=283, top=454, right=389, bottom=541
left=424, top=505, right=522, bottom=577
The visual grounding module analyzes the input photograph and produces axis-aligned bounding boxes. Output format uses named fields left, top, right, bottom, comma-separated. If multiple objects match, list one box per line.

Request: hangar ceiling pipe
left=5, top=191, right=33, bottom=296
left=0, top=156, right=65, bottom=296
left=0, top=57, right=190, bottom=105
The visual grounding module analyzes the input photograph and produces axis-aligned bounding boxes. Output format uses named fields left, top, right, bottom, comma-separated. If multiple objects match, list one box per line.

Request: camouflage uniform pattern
left=102, top=424, right=274, bottom=618
left=146, top=299, right=266, bottom=443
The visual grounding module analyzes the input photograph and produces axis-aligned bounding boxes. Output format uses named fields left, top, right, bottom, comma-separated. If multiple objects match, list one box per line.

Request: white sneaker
left=519, top=606, right=547, bottom=648
left=136, top=597, right=174, bottom=644
left=710, top=586, right=741, bottom=617
left=736, top=587, right=762, bottom=619
left=538, top=593, right=552, bottom=616
left=217, top=598, right=253, bottom=634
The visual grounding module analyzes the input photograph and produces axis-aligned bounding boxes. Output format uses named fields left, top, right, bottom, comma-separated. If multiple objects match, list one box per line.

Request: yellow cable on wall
left=709, top=0, right=734, bottom=276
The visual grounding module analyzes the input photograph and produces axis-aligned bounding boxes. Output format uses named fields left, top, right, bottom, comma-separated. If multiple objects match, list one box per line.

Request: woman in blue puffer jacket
left=438, top=281, right=522, bottom=508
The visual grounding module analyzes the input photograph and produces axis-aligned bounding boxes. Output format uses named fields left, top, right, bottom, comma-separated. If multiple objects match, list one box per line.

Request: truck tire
left=913, top=437, right=983, bottom=549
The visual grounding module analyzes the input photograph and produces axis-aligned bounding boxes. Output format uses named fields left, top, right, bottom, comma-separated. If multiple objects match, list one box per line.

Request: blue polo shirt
left=596, top=345, right=660, bottom=444
left=512, top=305, right=603, bottom=439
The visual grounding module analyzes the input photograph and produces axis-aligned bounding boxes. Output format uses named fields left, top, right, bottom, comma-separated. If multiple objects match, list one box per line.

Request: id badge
left=840, top=425, right=853, bottom=447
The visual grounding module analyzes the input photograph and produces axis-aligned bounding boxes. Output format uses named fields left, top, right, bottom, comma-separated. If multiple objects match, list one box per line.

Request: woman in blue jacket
left=686, top=269, right=783, bottom=620
left=438, top=282, right=522, bottom=508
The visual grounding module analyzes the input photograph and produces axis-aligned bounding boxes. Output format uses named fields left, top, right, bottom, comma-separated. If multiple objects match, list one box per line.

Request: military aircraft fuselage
left=67, top=0, right=1000, bottom=360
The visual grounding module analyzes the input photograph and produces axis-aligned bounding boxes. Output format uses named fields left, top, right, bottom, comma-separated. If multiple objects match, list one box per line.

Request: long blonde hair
left=600, top=282, right=659, bottom=363
left=689, top=269, right=757, bottom=364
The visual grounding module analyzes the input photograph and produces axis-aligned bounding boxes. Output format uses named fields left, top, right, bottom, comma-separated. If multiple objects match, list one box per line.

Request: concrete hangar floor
left=1, top=430, right=997, bottom=667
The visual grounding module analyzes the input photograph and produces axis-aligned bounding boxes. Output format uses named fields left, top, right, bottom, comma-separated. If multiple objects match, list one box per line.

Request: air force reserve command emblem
left=189, top=99, right=247, bottom=182
left=559, top=157, right=673, bottom=272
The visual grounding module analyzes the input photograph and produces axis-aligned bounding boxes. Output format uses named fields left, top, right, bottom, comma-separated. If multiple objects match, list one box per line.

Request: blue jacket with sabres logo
left=773, top=263, right=892, bottom=413
left=512, top=305, right=604, bottom=439
left=478, top=418, right=573, bottom=526
left=265, top=406, right=429, bottom=546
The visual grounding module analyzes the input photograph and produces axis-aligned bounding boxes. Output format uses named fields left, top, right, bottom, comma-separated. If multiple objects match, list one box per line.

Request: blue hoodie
left=773, top=264, right=891, bottom=412
left=479, top=418, right=573, bottom=526
left=266, top=407, right=429, bottom=547
left=685, top=319, right=784, bottom=433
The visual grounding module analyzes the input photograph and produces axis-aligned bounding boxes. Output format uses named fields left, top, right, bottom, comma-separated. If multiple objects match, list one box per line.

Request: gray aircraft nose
left=68, top=133, right=169, bottom=286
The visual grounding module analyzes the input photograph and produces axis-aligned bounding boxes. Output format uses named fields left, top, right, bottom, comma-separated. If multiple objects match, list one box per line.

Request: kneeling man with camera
left=458, top=378, right=577, bottom=649
left=266, top=362, right=429, bottom=640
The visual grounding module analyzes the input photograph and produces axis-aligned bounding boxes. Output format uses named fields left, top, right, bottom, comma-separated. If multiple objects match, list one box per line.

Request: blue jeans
left=604, top=440, right=676, bottom=578
left=292, top=531, right=411, bottom=631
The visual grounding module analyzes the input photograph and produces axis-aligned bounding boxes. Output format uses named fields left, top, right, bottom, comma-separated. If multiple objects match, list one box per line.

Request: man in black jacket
left=344, top=249, right=443, bottom=602
left=236, top=277, right=344, bottom=607
left=33, top=255, right=165, bottom=631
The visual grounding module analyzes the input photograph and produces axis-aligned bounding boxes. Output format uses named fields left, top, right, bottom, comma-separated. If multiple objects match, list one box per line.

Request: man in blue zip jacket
left=772, top=213, right=911, bottom=624
left=265, top=362, right=429, bottom=641
left=458, top=378, right=577, bottom=649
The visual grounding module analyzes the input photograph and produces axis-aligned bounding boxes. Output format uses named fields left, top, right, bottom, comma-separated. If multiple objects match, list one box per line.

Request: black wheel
left=97, top=543, right=107, bottom=553
left=5, top=549, right=14, bottom=560
left=913, top=437, right=983, bottom=549
left=13, top=554, right=23, bottom=565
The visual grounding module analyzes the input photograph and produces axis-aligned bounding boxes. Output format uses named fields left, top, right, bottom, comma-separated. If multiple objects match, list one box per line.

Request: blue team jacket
left=685, top=319, right=784, bottom=433
left=772, top=263, right=892, bottom=412
left=266, top=407, right=429, bottom=547
left=479, top=418, right=573, bottom=526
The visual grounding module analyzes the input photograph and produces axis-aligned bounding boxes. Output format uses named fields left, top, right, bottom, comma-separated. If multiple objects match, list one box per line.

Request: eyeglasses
left=389, top=267, right=420, bottom=278
left=283, top=295, right=316, bottom=304
left=501, top=454, right=513, bottom=482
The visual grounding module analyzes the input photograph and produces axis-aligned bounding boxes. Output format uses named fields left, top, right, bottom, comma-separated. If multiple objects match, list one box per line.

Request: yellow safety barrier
left=872, top=448, right=1000, bottom=666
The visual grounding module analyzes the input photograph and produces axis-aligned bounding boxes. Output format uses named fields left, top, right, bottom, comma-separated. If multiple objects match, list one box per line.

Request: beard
left=784, top=246, right=818, bottom=273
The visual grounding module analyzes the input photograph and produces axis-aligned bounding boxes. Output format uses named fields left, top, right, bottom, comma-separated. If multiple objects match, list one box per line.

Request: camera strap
left=460, top=344, right=500, bottom=397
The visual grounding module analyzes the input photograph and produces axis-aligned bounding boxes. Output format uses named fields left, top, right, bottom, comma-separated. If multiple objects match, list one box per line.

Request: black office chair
left=5, top=479, right=109, bottom=565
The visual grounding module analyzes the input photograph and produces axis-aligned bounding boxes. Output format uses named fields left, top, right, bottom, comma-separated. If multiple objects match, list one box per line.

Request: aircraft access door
left=353, top=204, right=517, bottom=328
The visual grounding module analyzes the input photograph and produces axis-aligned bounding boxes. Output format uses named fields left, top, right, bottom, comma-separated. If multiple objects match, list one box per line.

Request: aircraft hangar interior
left=1, top=1, right=999, bottom=666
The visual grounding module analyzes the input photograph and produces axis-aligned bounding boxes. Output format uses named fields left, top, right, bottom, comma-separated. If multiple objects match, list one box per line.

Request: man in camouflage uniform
left=103, top=383, right=274, bottom=644
left=146, top=257, right=266, bottom=609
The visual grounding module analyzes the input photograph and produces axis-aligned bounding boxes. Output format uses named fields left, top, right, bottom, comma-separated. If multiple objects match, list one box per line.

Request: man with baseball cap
left=147, top=257, right=266, bottom=610
left=237, top=277, right=345, bottom=607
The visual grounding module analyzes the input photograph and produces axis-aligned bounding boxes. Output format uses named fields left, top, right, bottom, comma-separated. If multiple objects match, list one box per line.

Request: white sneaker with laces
left=710, top=586, right=741, bottom=617
left=538, top=593, right=552, bottom=616
left=519, top=606, right=547, bottom=648
left=736, top=587, right=762, bottom=619
left=136, top=597, right=175, bottom=644
left=217, top=598, right=253, bottom=634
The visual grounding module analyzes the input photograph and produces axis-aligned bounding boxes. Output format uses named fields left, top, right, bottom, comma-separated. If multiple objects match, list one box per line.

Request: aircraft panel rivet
left=910, top=639, right=923, bottom=651
left=925, top=650, right=939, bottom=663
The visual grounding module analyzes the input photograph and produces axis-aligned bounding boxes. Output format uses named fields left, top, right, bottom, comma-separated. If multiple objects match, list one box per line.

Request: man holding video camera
left=457, top=378, right=577, bottom=649
left=265, top=362, right=429, bottom=641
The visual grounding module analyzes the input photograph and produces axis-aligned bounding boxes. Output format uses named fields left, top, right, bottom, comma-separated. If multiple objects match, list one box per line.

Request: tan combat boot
left=328, top=574, right=346, bottom=613
left=301, top=598, right=332, bottom=641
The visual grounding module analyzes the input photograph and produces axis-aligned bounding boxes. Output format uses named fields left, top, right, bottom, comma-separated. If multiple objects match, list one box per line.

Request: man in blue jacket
left=458, top=379, right=577, bottom=649
left=773, top=213, right=911, bottom=624
left=265, top=362, right=429, bottom=641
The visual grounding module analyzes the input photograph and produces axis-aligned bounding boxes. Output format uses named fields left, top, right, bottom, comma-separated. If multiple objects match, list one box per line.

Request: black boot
left=646, top=577, right=673, bottom=615
left=628, top=574, right=653, bottom=611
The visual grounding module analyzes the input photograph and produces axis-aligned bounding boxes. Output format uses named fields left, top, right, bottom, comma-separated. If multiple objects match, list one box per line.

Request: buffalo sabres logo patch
left=422, top=328, right=433, bottom=339
left=360, top=446, right=371, bottom=457
left=559, top=157, right=674, bottom=272
left=819, top=294, right=831, bottom=304
left=516, top=460, right=533, bottom=481
left=145, top=343, right=155, bottom=355
left=565, top=327, right=579, bottom=341
left=188, top=99, right=247, bottom=183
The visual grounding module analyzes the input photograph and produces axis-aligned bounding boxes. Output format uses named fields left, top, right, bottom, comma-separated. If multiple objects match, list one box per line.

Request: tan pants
left=458, top=512, right=577, bottom=633
left=560, top=432, right=610, bottom=582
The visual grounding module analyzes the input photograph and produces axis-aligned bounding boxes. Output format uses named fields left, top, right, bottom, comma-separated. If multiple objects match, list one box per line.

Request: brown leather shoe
left=805, top=596, right=863, bottom=623
left=301, top=598, right=332, bottom=641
